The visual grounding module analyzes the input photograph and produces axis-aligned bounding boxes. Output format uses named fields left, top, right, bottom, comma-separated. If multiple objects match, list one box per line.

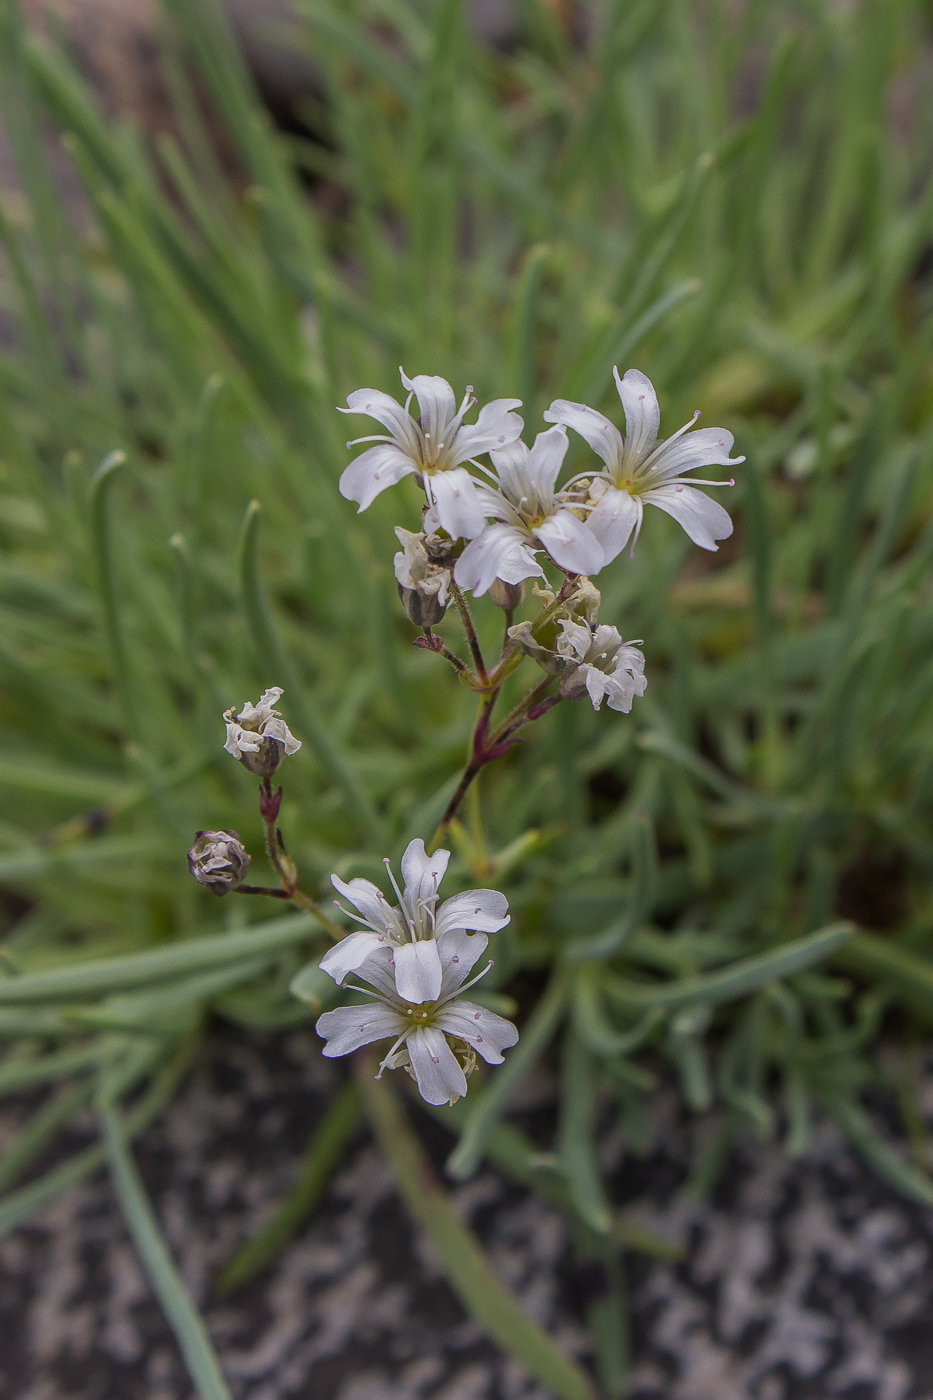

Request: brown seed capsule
left=187, top=830, right=250, bottom=895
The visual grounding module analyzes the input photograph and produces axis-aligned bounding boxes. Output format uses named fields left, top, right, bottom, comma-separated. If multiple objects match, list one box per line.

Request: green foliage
left=1, top=0, right=933, bottom=1389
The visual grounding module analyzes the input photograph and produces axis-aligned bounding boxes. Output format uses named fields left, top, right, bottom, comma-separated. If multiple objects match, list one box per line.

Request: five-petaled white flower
left=316, top=925, right=518, bottom=1106
left=545, top=367, right=744, bottom=558
left=321, top=839, right=510, bottom=1006
left=223, top=688, right=301, bottom=776
left=557, top=619, right=647, bottom=712
left=339, top=369, right=523, bottom=540
left=454, top=426, right=605, bottom=597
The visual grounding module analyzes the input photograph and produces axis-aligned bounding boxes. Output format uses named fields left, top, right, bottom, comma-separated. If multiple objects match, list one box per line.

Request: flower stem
left=432, top=676, right=562, bottom=843
left=436, top=760, right=483, bottom=838
left=253, top=778, right=343, bottom=939
left=487, top=677, right=554, bottom=748
left=450, top=580, right=487, bottom=683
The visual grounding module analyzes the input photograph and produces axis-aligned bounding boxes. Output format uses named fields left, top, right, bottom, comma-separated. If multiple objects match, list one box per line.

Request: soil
left=1, top=1026, right=933, bottom=1400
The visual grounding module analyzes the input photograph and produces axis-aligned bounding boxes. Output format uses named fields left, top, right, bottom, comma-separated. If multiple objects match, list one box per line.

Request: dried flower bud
left=223, top=687, right=301, bottom=777
left=422, top=531, right=461, bottom=566
left=188, top=830, right=250, bottom=895
left=394, top=527, right=452, bottom=626
left=487, top=577, right=525, bottom=612
left=567, top=579, right=601, bottom=626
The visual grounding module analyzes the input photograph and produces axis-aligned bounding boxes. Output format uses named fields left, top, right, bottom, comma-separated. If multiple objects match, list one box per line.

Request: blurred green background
left=2, top=0, right=933, bottom=1391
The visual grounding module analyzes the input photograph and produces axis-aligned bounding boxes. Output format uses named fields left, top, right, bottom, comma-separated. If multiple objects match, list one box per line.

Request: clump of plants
left=1, top=1, right=933, bottom=1395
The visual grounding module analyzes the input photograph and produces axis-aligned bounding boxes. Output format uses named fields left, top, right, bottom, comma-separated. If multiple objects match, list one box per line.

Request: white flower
left=320, top=838, right=509, bottom=1005
left=316, top=926, right=519, bottom=1106
left=454, top=426, right=604, bottom=597
left=544, top=367, right=744, bottom=558
left=557, top=619, right=647, bottom=713
left=339, top=369, right=523, bottom=539
left=223, top=688, right=301, bottom=776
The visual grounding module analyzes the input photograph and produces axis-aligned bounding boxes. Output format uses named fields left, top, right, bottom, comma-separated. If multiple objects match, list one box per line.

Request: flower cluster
left=186, top=370, right=744, bottom=1114
left=311, top=840, right=518, bottom=1105
left=341, top=365, right=744, bottom=585
left=340, top=365, right=742, bottom=717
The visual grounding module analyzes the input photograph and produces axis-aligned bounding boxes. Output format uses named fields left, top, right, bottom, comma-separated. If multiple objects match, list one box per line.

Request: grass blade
left=101, top=1107, right=233, bottom=1400
left=0, top=1040, right=194, bottom=1239
left=239, top=500, right=382, bottom=843
left=447, top=968, right=568, bottom=1181
left=607, top=922, right=854, bottom=1011
left=0, top=911, right=318, bottom=1005
left=357, top=1061, right=597, bottom=1400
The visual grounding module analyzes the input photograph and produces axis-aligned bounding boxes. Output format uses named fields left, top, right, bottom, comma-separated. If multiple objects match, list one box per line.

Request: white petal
left=435, top=1000, right=519, bottom=1064
left=585, top=487, right=639, bottom=564
left=316, top=1003, right=407, bottom=1057
left=393, top=940, right=444, bottom=1004
left=435, top=890, right=510, bottom=937
left=556, top=618, right=593, bottom=663
left=487, top=438, right=529, bottom=499
left=646, top=484, right=733, bottom=551
left=543, top=399, right=623, bottom=469
left=614, top=367, right=660, bottom=465
left=583, top=665, right=611, bottom=710
left=604, top=670, right=648, bottom=714
left=407, top=1026, right=468, bottom=1105
left=262, top=717, right=301, bottom=756
left=319, top=930, right=385, bottom=985
left=535, top=510, right=605, bottom=575
left=454, top=524, right=543, bottom=597
left=427, top=467, right=488, bottom=539
left=352, top=946, right=404, bottom=1000
left=400, top=839, right=450, bottom=907
left=642, top=426, right=744, bottom=484
left=343, top=387, right=419, bottom=450
left=223, top=722, right=249, bottom=758
left=339, top=444, right=417, bottom=511
left=437, top=927, right=489, bottom=994
left=331, top=874, right=399, bottom=934
left=401, top=371, right=457, bottom=443
left=491, top=425, right=567, bottom=504
left=454, top=398, right=524, bottom=460
left=591, top=623, right=623, bottom=654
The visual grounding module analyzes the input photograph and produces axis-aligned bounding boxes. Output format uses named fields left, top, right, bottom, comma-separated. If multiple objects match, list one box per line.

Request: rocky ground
left=1, top=1027, right=932, bottom=1400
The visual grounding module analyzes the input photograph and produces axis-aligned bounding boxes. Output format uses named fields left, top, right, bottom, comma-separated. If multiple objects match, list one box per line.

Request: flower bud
left=487, top=577, right=525, bottom=612
left=223, top=688, right=301, bottom=777
left=187, top=830, right=250, bottom=895
left=398, top=582, right=448, bottom=627
left=394, top=527, right=451, bottom=626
